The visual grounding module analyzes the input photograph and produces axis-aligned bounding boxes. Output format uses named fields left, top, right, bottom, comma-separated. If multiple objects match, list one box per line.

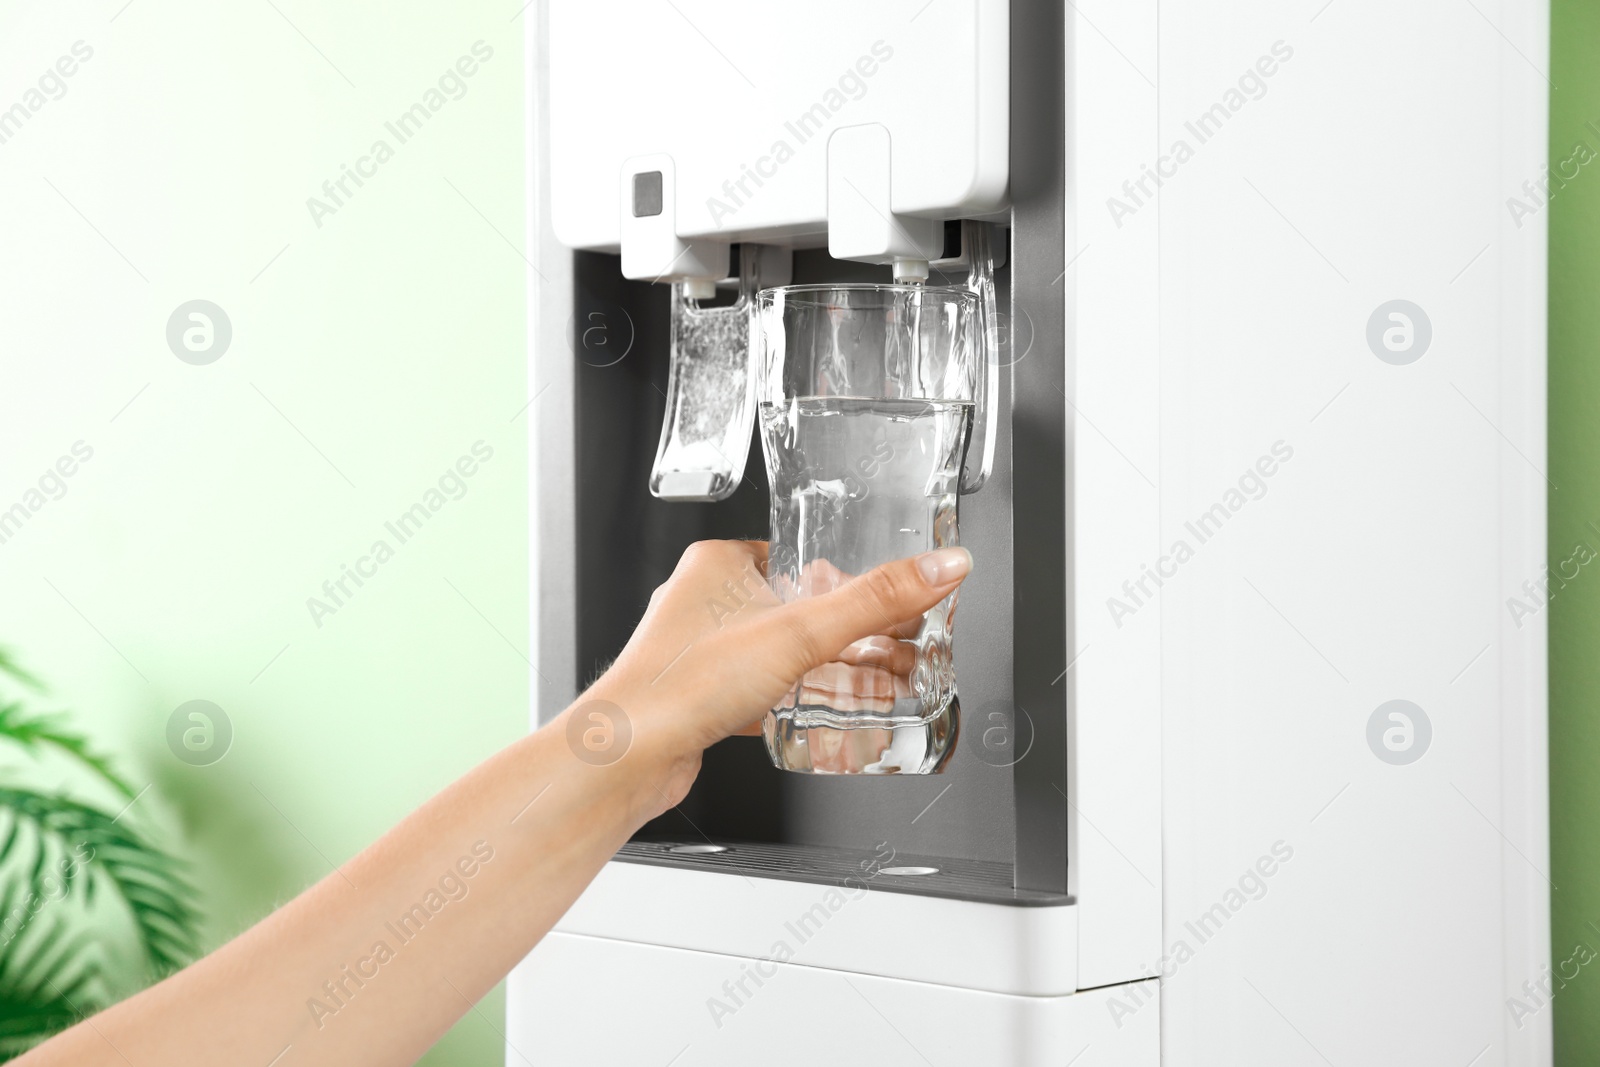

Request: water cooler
left=509, top=1, right=1551, bottom=1063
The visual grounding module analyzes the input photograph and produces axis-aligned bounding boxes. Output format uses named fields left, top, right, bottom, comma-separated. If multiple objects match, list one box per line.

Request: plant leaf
left=0, top=704, right=137, bottom=800
left=0, top=789, right=200, bottom=981
left=0, top=650, right=44, bottom=694
left=0, top=995, right=88, bottom=1055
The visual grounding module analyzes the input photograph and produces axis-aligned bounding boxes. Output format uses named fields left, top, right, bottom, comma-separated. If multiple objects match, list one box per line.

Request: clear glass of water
left=755, top=284, right=981, bottom=775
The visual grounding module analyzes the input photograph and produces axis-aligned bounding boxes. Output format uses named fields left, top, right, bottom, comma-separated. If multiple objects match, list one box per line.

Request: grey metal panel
left=1009, top=0, right=1072, bottom=895
left=564, top=250, right=1017, bottom=868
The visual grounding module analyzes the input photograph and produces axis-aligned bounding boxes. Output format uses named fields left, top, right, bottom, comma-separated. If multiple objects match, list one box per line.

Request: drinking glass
left=755, top=283, right=987, bottom=774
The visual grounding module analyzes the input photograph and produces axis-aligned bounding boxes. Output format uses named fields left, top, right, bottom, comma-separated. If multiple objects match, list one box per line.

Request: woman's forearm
left=24, top=706, right=662, bottom=1067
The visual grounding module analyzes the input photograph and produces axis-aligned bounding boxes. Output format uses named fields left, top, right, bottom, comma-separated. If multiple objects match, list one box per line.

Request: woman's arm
left=21, top=540, right=971, bottom=1067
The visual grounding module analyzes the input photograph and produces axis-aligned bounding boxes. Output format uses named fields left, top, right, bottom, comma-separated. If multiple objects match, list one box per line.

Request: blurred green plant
left=0, top=648, right=200, bottom=1060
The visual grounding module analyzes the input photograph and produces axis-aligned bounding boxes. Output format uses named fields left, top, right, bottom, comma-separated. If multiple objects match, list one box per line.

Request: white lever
left=618, top=154, right=727, bottom=284
left=826, top=124, right=943, bottom=268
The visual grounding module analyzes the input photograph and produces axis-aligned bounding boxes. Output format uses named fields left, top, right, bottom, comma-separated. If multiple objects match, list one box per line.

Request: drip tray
left=617, top=837, right=1070, bottom=907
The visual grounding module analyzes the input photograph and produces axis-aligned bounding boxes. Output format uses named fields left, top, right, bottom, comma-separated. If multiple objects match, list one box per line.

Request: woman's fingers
left=751, top=547, right=972, bottom=678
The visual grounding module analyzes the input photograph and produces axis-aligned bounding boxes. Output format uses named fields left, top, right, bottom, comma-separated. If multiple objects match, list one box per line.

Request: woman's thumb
left=755, top=548, right=973, bottom=674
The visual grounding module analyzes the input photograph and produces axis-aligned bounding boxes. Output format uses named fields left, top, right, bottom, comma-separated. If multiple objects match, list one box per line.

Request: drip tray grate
left=617, top=837, right=1070, bottom=907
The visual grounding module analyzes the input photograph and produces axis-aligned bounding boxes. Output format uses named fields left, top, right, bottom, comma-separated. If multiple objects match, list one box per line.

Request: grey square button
left=632, top=171, right=663, bottom=217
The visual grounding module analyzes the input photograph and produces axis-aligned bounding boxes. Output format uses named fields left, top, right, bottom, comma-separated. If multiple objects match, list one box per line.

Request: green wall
left=0, top=2, right=526, bottom=1063
left=1550, top=0, right=1600, bottom=1060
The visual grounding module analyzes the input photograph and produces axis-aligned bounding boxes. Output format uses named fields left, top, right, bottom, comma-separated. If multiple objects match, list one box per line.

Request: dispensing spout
left=893, top=258, right=930, bottom=284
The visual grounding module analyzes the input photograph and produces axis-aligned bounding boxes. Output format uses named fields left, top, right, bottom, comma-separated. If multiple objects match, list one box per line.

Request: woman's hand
left=566, top=540, right=972, bottom=819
